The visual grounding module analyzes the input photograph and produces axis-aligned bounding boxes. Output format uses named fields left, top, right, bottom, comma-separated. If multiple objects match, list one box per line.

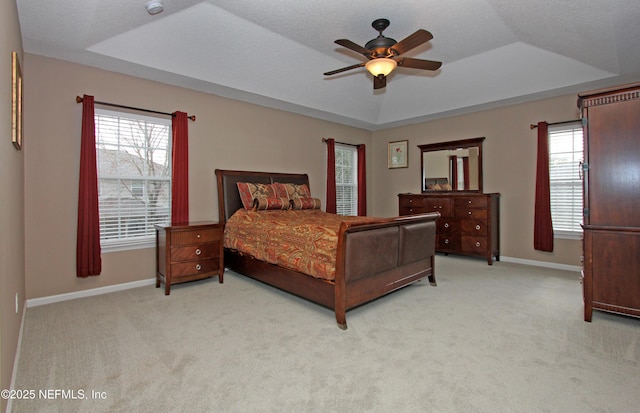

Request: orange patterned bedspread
left=223, top=209, right=378, bottom=281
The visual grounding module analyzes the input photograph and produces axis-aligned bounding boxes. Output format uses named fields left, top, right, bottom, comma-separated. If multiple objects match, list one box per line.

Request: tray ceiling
left=17, top=0, right=640, bottom=130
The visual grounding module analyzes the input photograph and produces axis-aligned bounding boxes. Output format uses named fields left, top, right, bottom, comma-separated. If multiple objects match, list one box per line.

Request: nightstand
left=155, top=221, right=224, bottom=295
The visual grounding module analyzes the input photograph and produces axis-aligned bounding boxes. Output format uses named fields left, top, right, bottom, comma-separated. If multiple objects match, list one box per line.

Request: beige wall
left=1, top=0, right=25, bottom=410
left=22, top=53, right=585, bottom=304
left=370, top=96, right=583, bottom=266
left=23, top=54, right=371, bottom=300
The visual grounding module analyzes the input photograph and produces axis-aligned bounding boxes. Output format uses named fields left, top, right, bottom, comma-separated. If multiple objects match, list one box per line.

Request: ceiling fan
left=324, top=18, right=442, bottom=90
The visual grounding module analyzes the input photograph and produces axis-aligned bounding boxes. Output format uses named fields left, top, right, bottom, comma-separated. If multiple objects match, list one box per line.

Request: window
left=335, top=144, right=358, bottom=216
left=95, top=109, right=172, bottom=251
left=548, top=122, right=583, bottom=238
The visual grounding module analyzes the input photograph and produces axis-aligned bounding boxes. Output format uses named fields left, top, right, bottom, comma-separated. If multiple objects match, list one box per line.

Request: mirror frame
left=419, top=137, right=485, bottom=193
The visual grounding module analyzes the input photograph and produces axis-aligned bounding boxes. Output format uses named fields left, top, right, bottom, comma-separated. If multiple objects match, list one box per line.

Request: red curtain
left=76, top=95, right=101, bottom=277
left=534, top=121, right=554, bottom=251
left=357, top=144, right=367, bottom=216
left=171, top=112, right=189, bottom=225
left=325, top=138, right=337, bottom=214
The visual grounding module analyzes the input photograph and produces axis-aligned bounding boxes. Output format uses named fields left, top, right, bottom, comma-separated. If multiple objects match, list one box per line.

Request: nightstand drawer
left=171, top=241, right=220, bottom=261
left=171, top=258, right=221, bottom=278
left=170, top=228, right=222, bottom=246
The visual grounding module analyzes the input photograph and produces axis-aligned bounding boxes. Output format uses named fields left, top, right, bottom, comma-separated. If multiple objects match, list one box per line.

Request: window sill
left=101, top=237, right=155, bottom=253
left=553, top=231, right=583, bottom=241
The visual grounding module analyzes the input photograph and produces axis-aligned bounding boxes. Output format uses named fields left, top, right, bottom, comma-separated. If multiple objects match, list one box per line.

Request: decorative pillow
left=271, top=182, right=290, bottom=198
left=290, top=197, right=322, bottom=210
left=273, top=182, right=311, bottom=199
left=236, top=182, right=275, bottom=210
left=253, top=197, right=290, bottom=210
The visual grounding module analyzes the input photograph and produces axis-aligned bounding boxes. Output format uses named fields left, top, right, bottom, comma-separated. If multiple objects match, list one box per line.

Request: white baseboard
left=500, top=256, right=582, bottom=273
left=26, top=278, right=156, bottom=308
left=25, top=258, right=580, bottom=308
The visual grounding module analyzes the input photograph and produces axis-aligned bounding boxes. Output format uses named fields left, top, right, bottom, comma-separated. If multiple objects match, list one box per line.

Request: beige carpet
left=11, top=255, right=640, bottom=412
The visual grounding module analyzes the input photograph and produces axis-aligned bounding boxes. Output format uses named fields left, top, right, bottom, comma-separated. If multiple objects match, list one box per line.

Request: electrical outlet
left=15, top=293, right=19, bottom=314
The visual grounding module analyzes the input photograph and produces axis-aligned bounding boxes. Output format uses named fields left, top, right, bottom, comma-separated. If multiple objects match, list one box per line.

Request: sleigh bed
left=215, top=169, right=439, bottom=329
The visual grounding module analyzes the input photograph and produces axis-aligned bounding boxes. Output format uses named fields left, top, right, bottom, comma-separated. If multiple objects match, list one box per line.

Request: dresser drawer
left=455, top=207, right=488, bottom=220
left=424, top=198, right=453, bottom=216
left=455, top=196, right=488, bottom=208
left=400, top=205, right=431, bottom=215
left=399, top=195, right=427, bottom=208
left=170, top=241, right=221, bottom=261
left=170, top=258, right=221, bottom=278
left=438, top=218, right=457, bottom=234
left=170, top=228, right=222, bottom=246
left=459, top=219, right=488, bottom=236
left=461, top=236, right=487, bottom=253
left=438, top=234, right=459, bottom=250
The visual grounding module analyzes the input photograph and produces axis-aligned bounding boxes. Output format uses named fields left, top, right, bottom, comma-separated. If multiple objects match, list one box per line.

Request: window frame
left=94, top=108, right=172, bottom=252
left=548, top=121, right=584, bottom=240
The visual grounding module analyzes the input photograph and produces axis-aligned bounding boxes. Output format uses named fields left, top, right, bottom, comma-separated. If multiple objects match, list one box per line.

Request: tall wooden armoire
left=578, top=82, right=640, bottom=322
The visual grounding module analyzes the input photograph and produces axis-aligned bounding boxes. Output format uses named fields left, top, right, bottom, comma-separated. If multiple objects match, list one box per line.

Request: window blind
left=335, top=145, right=358, bottom=216
left=548, top=122, right=583, bottom=237
left=95, top=109, right=171, bottom=249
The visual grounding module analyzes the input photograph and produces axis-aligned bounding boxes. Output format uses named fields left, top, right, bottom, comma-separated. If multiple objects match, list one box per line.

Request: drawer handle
left=475, top=225, right=481, bottom=230
left=195, top=264, right=202, bottom=271
left=468, top=211, right=472, bottom=215
left=409, top=199, right=413, bottom=203
left=196, top=234, right=201, bottom=239
left=195, top=248, right=201, bottom=255
left=444, top=223, right=449, bottom=228
left=475, top=241, right=481, bottom=247
left=444, top=239, right=449, bottom=244
left=409, top=208, right=413, bottom=212
left=468, top=200, right=472, bottom=204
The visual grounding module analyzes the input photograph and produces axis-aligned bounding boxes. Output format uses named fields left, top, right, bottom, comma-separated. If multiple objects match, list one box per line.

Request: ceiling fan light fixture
left=365, top=58, right=397, bottom=77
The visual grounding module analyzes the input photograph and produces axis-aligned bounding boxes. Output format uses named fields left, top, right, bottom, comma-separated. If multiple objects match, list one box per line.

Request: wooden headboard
left=215, top=169, right=310, bottom=223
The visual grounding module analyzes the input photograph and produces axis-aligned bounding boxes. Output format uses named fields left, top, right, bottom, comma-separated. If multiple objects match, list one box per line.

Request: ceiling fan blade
left=390, top=29, right=433, bottom=55
left=324, top=63, right=365, bottom=76
left=397, top=57, right=442, bottom=71
left=335, top=39, right=372, bottom=56
left=373, top=75, right=387, bottom=90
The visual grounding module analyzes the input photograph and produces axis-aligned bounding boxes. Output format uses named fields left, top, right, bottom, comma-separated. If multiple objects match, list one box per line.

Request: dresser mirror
left=419, top=137, right=485, bottom=193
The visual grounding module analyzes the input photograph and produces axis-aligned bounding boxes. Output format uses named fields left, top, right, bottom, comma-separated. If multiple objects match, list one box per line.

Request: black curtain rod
left=530, top=119, right=580, bottom=129
left=76, top=96, right=195, bottom=121
left=321, top=138, right=361, bottom=147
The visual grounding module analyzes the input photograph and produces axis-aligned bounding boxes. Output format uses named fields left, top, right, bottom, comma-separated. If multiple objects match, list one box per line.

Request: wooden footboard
left=334, top=213, right=439, bottom=329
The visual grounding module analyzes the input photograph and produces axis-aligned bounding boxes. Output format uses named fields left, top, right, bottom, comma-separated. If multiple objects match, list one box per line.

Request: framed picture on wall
left=11, top=51, right=23, bottom=150
left=388, top=140, right=408, bottom=168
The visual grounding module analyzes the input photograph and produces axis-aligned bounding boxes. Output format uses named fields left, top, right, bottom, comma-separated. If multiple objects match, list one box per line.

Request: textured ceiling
left=17, top=0, right=640, bottom=130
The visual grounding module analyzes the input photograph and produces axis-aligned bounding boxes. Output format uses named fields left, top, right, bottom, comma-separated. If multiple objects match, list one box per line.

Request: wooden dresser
left=155, top=221, right=224, bottom=295
left=399, top=193, right=500, bottom=265
left=578, top=82, right=640, bottom=322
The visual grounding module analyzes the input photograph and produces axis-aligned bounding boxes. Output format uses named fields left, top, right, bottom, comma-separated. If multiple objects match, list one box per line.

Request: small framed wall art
left=11, top=51, right=23, bottom=150
left=388, top=140, right=408, bottom=168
